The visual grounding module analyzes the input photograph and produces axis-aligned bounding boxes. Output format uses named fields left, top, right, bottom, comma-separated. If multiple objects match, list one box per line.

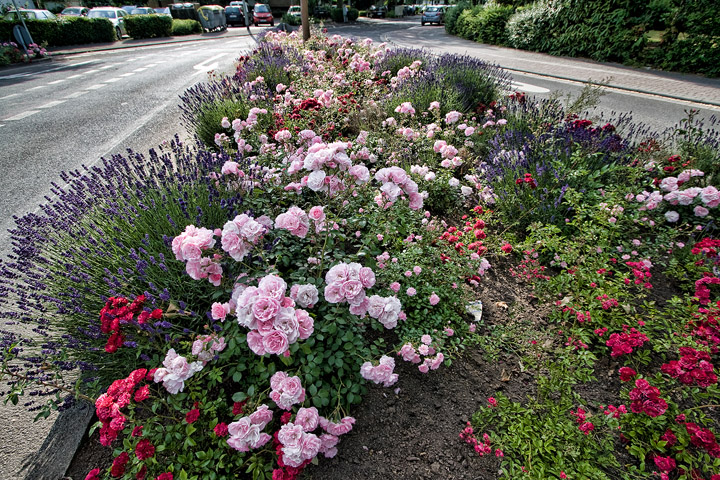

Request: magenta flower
left=429, top=293, right=440, bottom=305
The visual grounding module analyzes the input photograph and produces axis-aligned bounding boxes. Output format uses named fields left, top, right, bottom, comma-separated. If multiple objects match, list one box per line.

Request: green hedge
left=125, top=15, right=173, bottom=39
left=330, top=7, right=358, bottom=22
left=171, top=19, right=202, bottom=35
left=0, top=17, right=114, bottom=47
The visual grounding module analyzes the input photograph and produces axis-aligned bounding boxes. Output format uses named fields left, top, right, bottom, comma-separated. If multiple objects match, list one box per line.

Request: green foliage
left=195, top=98, right=250, bottom=149
left=281, top=12, right=301, bottom=26
left=0, top=17, right=114, bottom=47
left=443, top=1, right=470, bottom=35
left=347, top=7, right=359, bottom=21
left=458, top=2, right=514, bottom=45
left=171, top=19, right=202, bottom=35
left=125, top=14, right=173, bottom=39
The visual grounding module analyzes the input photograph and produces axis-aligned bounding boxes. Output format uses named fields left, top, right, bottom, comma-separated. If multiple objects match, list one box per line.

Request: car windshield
left=226, top=7, right=240, bottom=12
left=62, top=8, right=81, bottom=14
left=254, top=4, right=270, bottom=12
left=426, top=7, right=441, bottom=12
left=89, top=10, right=116, bottom=18
left=289, top=6, right=300, bottom=12
left=6, top=11, right=35, bottom=19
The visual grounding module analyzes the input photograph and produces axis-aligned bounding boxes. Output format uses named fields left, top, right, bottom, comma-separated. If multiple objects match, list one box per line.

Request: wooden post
left=301, top=0, right=310, bottom=41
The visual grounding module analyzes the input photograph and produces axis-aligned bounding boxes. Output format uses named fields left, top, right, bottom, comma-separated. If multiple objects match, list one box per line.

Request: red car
left=253, top=3, right=274, bottom=26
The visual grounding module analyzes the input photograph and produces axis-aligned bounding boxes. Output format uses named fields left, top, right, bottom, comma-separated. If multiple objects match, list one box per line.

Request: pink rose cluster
left=289, top=283, right=319, bottom=308
left=397, top=335, right=445, bottom=373
left=374, top=166, right=424, bottom=210
left=285, top=140, right=370, bottom=196
left=227, top=404, right=274, bottom=453
left=270, top=371, right=306, bottom=410
left=360, top=355, right=398, bottom=387
left=275, top=206, right=310, bottom=238
left=153, top=348, right=203, bottom=395
left=171, top=225, right=223, bottom=285
left=191, top=334, right=226, bottom=365
left=323, top=261, right=376, bottom=307
left=221, top=213, right=269, bottom=261
left=277, top=408, right=355, bottom=469
left=235, top=275, right=314, bottom=357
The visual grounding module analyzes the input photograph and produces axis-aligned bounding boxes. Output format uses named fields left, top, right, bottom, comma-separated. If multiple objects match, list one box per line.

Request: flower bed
left=2, top=28, right=720, bottom=480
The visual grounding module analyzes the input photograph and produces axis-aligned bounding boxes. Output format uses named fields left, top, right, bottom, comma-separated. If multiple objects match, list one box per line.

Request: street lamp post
left=301, top=0, right=309, bottom=41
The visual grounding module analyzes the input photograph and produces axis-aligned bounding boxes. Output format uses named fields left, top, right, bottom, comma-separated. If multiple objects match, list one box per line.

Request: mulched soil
left=62, top=257, right=606, bottom=479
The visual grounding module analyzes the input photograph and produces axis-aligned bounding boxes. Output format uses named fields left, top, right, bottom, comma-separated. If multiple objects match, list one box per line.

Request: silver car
left=421, top=5, right=445, bottom=26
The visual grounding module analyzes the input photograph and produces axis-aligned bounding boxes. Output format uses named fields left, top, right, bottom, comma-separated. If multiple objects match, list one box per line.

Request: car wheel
left=271, top=21, right=274, bottom=26
left=254, top=22, right=258, bottom=26
left=421, top=21, right=425, bottom=25
left=116, top=27, right=122, bottom=40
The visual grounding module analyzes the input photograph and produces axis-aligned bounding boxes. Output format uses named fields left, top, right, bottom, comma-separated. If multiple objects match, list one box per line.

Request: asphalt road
left=0, top=36, right=256, bottom=252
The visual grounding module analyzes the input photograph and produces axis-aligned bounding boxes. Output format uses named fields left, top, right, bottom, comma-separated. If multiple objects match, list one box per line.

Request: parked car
left=421, top=5, right=445, bottom=25
left=367, top=4, right=386, bottom=18
left=225, top=5, right=245, bottom=26
left=88, top=7, right=128, bottom=40
left=154, top=7, right=172, bottom=16
left=4, top=9, right=58, bottom=21
left=60, top=6, right=89, bottom=17
left=252, top=3, right=273, bottom=26
left=130, top=7, right=156, bottom=15
left=286, top=5, right=300, bottom=19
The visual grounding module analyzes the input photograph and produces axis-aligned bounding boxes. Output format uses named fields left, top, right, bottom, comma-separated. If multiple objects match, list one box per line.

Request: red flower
left=232, top=401, right=246, bottom=416
left=185, top=408, right=200, bottom=424
left=156, top=474, right=173, bottom=480
left=85, top=468, right=101, bottom=480
left=135, top=439, right=156, bottom=460
left=105, top=331, right=124, bottom=353
left=501, top=243, right=512, bottom=253
left=110, top=452, right=129, bottom=477
left=280, top=411, right=292, bottom=424
left=134, top=385, right=150, bottom=402
left=618, top=367, right=637, bottom=382
left=131, top=425, right=143, bottom=437
left=214, top=422, right=229, bottom=437
left=136, top=465, right=147, bottom=480
left=653, top=456, right=676, bottom=472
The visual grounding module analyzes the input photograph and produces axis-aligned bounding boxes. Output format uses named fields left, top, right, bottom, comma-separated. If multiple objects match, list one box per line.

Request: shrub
left=0, top=17, right=114, bottom=47
left=347, top=7, right=359, bottom=21
left=281, top=13, right=301, bottom=26
left=444, top=0, right=470, bottom=35
left=124, top=14, right=172, bottom=39
left=171, top=18, right=202, bottom=35
left=474, top=2, right=515, bottom=45
left=0, top=42, right=24, bottom=66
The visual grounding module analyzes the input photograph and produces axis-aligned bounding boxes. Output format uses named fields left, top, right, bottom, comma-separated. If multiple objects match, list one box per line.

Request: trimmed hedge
left=171, top=19, right=202, bottom=35
left=0, top=17, right=114, bottom=47
left=330, top=7, right=358, bottom=22
left=125, top=15, right=173, bottom=39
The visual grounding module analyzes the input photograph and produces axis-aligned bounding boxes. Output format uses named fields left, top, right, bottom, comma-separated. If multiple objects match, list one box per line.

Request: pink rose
left=429, top=293, right=440, bottom=305
left=295, top=407, right=319, bottom=432
left=211, top=302, right=229, bottom=321
left=308, top=206, right=326, bottom=222
left=263, top=330, right=290, bottom=355
left=249, top=404, right=273, bottom=428
left=296, top=309, right=314, bottom=340
left=358, top=267, right=376, bottom=288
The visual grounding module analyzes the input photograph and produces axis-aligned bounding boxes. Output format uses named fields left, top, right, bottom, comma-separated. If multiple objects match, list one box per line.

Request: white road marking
left=193, top=53, right=228, bottom=75
left=133, top=67, right=148, bottom=72
left=83, top=69, right=100, bottom=74
left=145, top=63, right=158, bottom=68
left=64, top=91, right=87, bottom=99
left=0, top=124, right=4, bottom=127
left=27, top=86, right=46, bottom=91
left=87, top=84, right=107, bottom=90
left=120, top=72, right=136, bottom=77
left=99, top=65, right=116, bottom=70
left=4, top=110, right=39, bottom=121
left=105, top=78, right=121, bottom=83
left=47, top=79, right=66, bottom=85
left=0, top=93, right=18, bottom=100
left=67, top=74, right=84, bottom=79
left=511, top=81, right=550, bottom=94
left=38, top=100, right=66, bottom=109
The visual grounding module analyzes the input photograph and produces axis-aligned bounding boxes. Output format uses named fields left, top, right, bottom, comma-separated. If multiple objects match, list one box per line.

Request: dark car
left=252, top=3, right=273, bottom=26
left=367, top=4, right=386, bottom=18
left=421, top=5, right=445, bottom=25
left=225, top=6, right=245, bottom=26
left=313, top=4, right=329, bottom=18
left=60, top=6, right=89, bottom=16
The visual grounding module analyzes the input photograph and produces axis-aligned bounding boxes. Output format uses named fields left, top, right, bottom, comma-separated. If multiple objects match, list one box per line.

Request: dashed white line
left=67, top=74, right=84, bottom=79
left=120, top=72, right=136, bottom=77
left=64, top=91, right=87, bottom=99
left=47, top=79, right=66, bottom=85
left=145, top=63, right=158, bottom=68
left=99, top=65, right=116, bottom=70
left=133, top=67, right=147, bottom=72
left=105, top=78, right=121, bottom=83
left=38, top=100, right=66, bottom=109
left=87, top=84, right=107, bottom=90
left=27, top=86, right=46, bottom=91
left=4, top=110, right=39, bottom=121
left=0, top=93, right=18, bottom=100
left=0, top=124, right=4, bottom=128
